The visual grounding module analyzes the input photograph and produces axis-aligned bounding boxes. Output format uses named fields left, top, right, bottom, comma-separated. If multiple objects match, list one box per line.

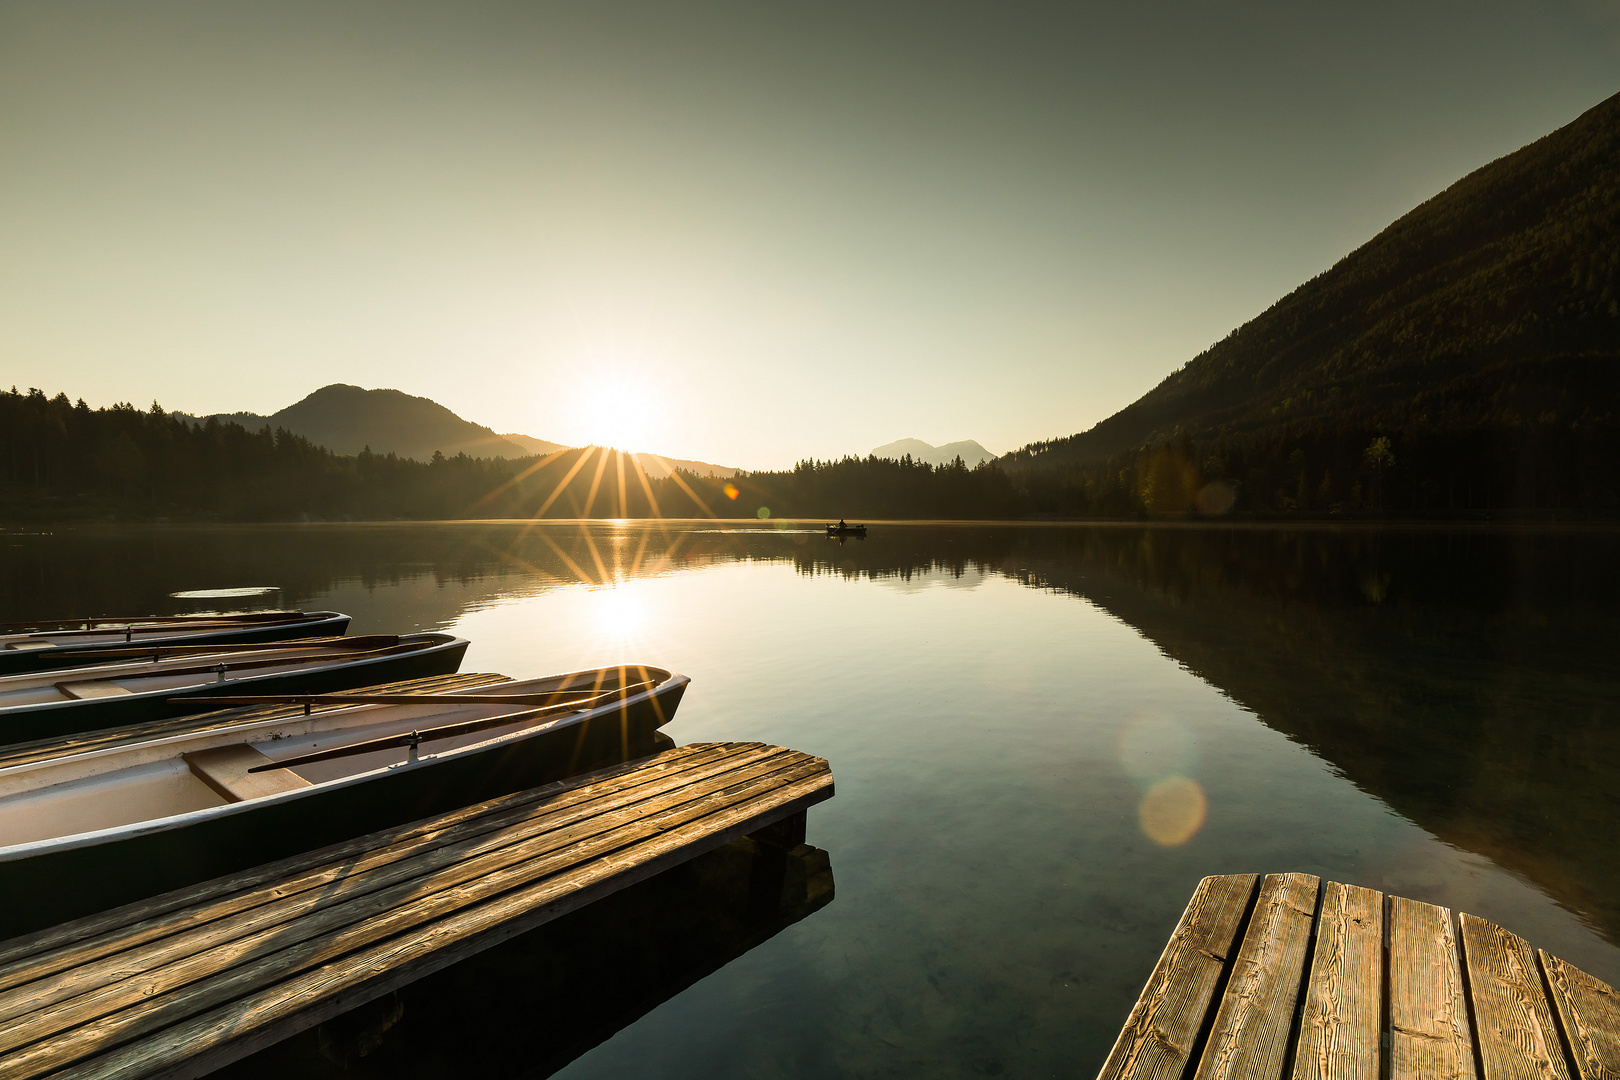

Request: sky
left=1, top=2, right=1616, bottom=469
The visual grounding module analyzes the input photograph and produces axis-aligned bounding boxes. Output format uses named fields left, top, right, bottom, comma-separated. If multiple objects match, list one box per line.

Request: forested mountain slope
left=1009, top=91, right=1620, bottom=470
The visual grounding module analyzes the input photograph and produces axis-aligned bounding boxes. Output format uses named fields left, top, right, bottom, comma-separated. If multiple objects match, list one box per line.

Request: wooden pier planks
left=1095, top=873, right=1258, bottom=1080
left=1194, top=872, right=1320, bottom=1080
left=0, top=740, right=834, bottom=1080
left=1100, top=875, right=1620, bottom=1080
left=1388, top=895, right=1476, bottom=1079
left=1292, top=881, right=1383, bottom=1080
left=1540, top=951, right=1620, bottom=1080
left=1460, top=914, right=1570, bottom=1080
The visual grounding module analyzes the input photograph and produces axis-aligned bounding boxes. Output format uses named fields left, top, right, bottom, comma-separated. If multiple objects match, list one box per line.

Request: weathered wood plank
left=0, top=755, right=832, bottom=1076
left=1094, top=873, right=1259, bottom=1080
left=0, top=738, right=750, bottom=977
left=0, top=743, right=784, bottom=1017
left=182, top=744, right=311, bottom=802
left=50, top=769, right=835, bottom=1080
left=1539, top=950, right=1620, bottom=1080
left=1193, top=872, right=1320, bottom=1080
left=0, top=748, right=816, bottom=1051
left=1388, top=895, right=1477, bottom=1080
left=54, top=682, right=133, bottom=700
left=0, top=746, right=792, bottom=1014
left=1459, top=914, right=1571, bottom=1080
left=1292, top=881, right=1383, bottom=1080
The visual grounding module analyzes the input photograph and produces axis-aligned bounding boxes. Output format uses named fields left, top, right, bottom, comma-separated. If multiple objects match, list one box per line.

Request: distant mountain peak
left=870, top=438, right=995, bottom=467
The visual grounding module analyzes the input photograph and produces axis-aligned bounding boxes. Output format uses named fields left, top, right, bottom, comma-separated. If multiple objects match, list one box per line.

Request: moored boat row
left=0, top=606, right=691, bottom=937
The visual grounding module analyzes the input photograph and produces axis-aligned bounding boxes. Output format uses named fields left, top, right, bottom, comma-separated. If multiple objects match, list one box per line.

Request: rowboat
left=0, top=634, right=469, bottom=746
left=0, top=665, right=688, bottom=934
left=0, top=611, right=352, bottom=675
left=826, top=523, right=867, bottom=536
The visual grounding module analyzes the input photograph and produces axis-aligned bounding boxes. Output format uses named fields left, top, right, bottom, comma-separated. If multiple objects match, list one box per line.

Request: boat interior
left=0, top=665, right=677, bottom=850
left=0, top=635, right=440, bottom=710
left=0, top=611, right=335, bottom=651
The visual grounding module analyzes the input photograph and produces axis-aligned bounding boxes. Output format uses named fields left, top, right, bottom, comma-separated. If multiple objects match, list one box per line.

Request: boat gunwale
left=0, top=667, right=687, bottom=863
left=0, top=633, right=466, bottom=716
left=0, top=611, right=348, bottom=646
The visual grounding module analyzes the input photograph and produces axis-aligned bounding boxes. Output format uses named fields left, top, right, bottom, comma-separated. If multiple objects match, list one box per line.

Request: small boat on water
left=0, top=665, right=688, bottom=933
left=826, top=522, right=867, bottom=537
left=0, top=634, right=468, bottom=746
left=0, top=611, right=352, bottom=675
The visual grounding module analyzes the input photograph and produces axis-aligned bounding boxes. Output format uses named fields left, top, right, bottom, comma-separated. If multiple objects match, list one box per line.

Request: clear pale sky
left=2, top=2, right=1615, bottom=468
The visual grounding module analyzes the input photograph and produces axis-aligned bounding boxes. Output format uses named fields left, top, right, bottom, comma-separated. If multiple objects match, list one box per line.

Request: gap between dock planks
left=1099, top=874, right=1620, bottom=1080
left=0, top=740, right=835, bottom=1080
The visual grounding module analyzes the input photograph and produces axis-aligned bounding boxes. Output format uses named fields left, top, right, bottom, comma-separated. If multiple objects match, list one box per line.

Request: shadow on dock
left=212, top=837, right=834, bottom=1080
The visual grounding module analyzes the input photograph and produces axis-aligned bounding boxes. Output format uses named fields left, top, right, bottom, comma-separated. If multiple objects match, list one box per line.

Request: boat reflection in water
left=214, top=835, right=836, bottom=1079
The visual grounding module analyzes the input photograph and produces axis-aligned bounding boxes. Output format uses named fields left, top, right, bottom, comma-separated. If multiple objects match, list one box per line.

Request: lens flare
left=1139, top=776, right=1207, bottom=846
left=1116, top=711, right=1197, bottom=785
left=756, top=506, right=770, bottom=519
left=723, top=483, right=740, bottom=500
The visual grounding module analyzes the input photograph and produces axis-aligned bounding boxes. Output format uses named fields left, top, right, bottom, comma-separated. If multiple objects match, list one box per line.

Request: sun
left=572, top=369, right=664, bottom=453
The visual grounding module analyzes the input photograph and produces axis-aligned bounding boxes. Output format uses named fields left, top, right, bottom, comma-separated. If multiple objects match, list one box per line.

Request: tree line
left=3, top=386, right=1614, bottom=524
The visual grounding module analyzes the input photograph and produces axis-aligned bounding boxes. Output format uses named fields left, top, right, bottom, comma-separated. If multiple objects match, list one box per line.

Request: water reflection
left=213, top=839, right=835, bottom=1080
left=6, top=521, right=1619, bottom=1074
left=6, top=522, right=1616, bottom=944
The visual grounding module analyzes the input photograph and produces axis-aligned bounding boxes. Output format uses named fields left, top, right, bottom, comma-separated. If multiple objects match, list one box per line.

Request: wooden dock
left=0, top=740, right=833, bottom=1080
left=1098, top=872, right=1620, bottom=1080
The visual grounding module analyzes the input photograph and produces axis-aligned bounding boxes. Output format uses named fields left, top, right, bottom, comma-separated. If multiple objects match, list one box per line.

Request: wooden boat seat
left=182, top=744, right=313, bottom=803
left=54, top=681, right=132, bottom=700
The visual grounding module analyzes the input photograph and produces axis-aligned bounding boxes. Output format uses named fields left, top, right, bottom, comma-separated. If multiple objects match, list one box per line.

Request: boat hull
left=0, top=678, right=685, bottom=937
left=0, top=612, right=353, bottom=676
left=0, top=635, right=469, bottom=747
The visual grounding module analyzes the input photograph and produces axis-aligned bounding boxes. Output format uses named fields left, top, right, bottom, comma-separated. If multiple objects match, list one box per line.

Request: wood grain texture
left=1292, top=882, right=1383, bottom=1080
left=1193, top=872, right=1320, bottom=1080
left=1459, top=914, right=1571, bottom=1080
left=0, top=744, right=834, bottom=1080
left=1388, top=896, right=1477, bottom=1080
left=1094, top=873, right=1259, bottom=1080
left=56, top=771, right=835, bottom=1080
left=0, top=744, right=780, bottom=1021
left=182, top=744, right=312, bottom=802
left=0, top=738, right=742, bottom=980
left=1540, top=950, right=1620, bottom=1080
left=0, top=750, right=818, bottom=1056
left=53, top=681, right=133, bottom=700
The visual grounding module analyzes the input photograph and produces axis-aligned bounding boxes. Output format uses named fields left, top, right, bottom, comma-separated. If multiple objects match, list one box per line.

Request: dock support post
left=748, top=809, right=806, bottom=849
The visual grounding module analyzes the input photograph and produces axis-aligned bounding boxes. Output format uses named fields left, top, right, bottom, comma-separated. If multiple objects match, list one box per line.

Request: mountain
left=871, top=438, right=995, bottom=467
left=1007, top=90, right=1620, bottom=470
left=500, top=433, right=571, bottom=458
left=495, top=434, right=738, bottom=478
left=181, top=385, right=531, bottom=461
left=177, top=385, right=742, bottom=473
left=631, top=454, right=737, bottom=480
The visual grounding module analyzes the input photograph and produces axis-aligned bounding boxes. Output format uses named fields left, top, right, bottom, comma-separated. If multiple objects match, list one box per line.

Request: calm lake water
left=5, top=521, right=1619, bottom=1078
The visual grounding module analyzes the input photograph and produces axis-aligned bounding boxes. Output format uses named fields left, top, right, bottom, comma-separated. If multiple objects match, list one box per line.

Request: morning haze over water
left=7, top=521, right=1615, bottom=1077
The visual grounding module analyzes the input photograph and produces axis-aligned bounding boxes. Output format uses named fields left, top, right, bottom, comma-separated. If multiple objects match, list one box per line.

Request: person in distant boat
left=837, top=518, right=846, bottom=529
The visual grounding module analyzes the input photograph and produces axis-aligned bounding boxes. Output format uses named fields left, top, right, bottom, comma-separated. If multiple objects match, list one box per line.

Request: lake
left=5, top=521, right=1618, bottom=1078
